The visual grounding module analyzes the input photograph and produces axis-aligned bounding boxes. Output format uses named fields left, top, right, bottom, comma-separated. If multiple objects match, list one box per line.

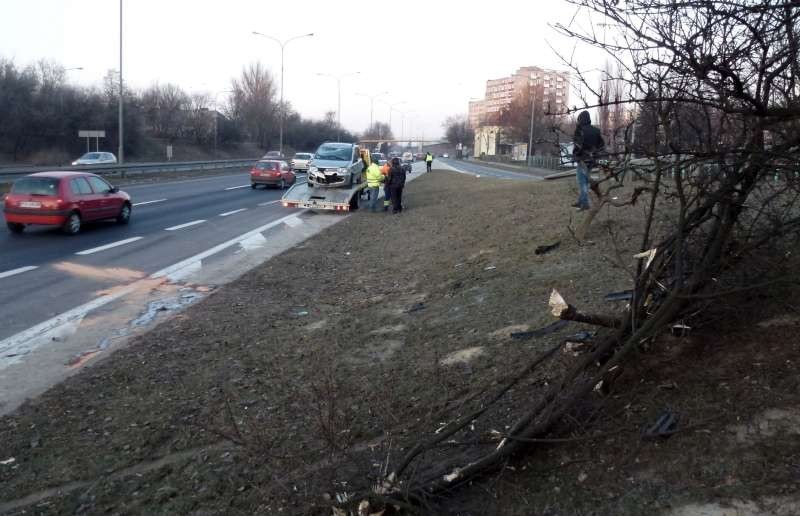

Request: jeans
left=366, top=187, right=381, bottom=212
left=426, top=161, right=432, bottom=172
left=576, top=161, right=591, bottom=208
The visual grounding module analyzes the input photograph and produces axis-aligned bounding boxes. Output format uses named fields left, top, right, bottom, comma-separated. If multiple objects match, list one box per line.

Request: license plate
left=20, top=201, right=41, bottom=208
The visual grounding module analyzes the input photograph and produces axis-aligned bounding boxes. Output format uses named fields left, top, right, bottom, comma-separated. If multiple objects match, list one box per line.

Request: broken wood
left=549, top=289, right=623, bottom=328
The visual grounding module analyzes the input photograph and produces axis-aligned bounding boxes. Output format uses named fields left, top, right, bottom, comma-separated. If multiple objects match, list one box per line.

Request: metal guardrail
left=0, top=158, right=259, bottom=182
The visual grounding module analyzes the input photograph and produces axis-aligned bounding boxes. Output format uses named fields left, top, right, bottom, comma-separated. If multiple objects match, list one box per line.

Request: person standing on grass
left=381, top=159, right=392, bottom=211
left=387, top=157, right=406, bottom=214
left=572, top=110, right=605, bottom=211
left=425, top=151, right=433, bottom=173
left=365, top=159, right=385, bottom=213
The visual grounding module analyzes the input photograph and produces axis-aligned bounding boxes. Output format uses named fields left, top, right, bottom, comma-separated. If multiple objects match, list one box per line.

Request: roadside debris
left=643, top=410, right=679, bottom=439
left=484, top=265, right=497, bottom=271
left=604, top=290, right=633, bottom=302
left=407, top=302, right=426, bottom=313
left=671, top=323, right=691, bottom=337
left=564, top=331, right=596, bottom=355
left=0, top=457, right=15, bottom=465
left=534, top=241, right=561, bottom=255
left=510, top=320, right=570, bottom=340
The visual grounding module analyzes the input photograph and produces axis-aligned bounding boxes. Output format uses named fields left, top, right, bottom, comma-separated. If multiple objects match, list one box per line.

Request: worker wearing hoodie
left=572, top=110, right=605, bottom=210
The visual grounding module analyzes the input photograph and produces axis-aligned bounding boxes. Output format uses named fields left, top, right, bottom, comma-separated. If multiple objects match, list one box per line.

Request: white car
left=442, top=153, right=450, bottom=158
left=291, top=152, right=314, bottom=173
left=72, top=152, right=117, bottom=166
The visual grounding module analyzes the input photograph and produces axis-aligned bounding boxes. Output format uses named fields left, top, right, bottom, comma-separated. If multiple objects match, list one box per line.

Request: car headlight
left=309, top=166, right=318, bottom=173
left=337, top=167, right=349, bottom=174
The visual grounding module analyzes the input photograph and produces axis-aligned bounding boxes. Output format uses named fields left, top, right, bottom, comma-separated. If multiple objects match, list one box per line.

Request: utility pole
left=528, top=81, right=537, bottom=166
left=356, top=91, right=388, bottom=129
left=252, top=31, right=314, bottom=155
left=317, top=72, right=360, bottom=142
left=118, top=0, right=124, bottom=164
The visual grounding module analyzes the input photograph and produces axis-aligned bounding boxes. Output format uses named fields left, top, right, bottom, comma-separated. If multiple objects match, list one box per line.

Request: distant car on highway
left=291, top=152, right=313, bottom=173
left=402, top=152, right=414, bottom=164
left=371, top=152, right=388, bottom=166
left=250, top=160, right=296, bottom=189
left=71, top=152, right=117, bottom=166
left=262, top=150, right=284, bottom=159
left=4, top=172, right=131, bottom=235
left=442, top=153, right=450, bottom=158
left=414, top=152, right=424, bottom=161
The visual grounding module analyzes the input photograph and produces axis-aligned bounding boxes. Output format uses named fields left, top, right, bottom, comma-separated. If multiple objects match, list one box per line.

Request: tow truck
left=281, top=143, right=372, bottom=212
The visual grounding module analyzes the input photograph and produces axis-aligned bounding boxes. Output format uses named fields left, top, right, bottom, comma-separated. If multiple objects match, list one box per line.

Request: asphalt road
left=0, top=172, right=301, bottom=340
left=439, top=158, right=555, bottom=180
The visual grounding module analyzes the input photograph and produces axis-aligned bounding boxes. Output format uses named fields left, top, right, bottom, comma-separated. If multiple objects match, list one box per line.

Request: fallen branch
left=549, top=289, right=623, bottom=328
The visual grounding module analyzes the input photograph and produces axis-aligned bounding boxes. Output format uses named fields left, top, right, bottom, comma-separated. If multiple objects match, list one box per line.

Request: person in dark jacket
left=572, top=110, right=605, bottom=210
left=387, top=157, right=406, bottom=214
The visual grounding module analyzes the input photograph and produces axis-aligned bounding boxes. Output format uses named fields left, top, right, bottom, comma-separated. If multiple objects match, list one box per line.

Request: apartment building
left=468, top=66, right=570, bottom=128
left=468, top=99, right=487, bottom=129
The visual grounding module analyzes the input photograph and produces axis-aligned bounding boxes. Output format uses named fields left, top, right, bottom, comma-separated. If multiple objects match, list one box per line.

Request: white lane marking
left=219, top=208, right=247, bottom=217
left=284, top=216, right=303, bottom=228
left=225, top=184, right=250, bottom=191
left=0, top=284, right=137, bottom=356
left=75, top=237, right=143, bottom=256
left=1, top=210, right=309, bottom=358
left=0, top=266, right=38, bottom=280
left=258, top=200, right=281, bottom=206
left=132, top=198, right=167, bottom=207
left=165, top=220, right=206, bottom=231
left=152, top=210, right=309, bottom=280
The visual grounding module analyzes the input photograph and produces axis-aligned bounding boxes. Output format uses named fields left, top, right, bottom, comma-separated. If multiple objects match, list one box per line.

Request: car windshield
left=12, top=177, right=60, bottom=196
left=81, top=153, right=101, bottom=160
left=256, top=161, right=279, bottom=170
left=295, top=153, right=312, bottom=160
left=315, top=144, right=351, bottom=161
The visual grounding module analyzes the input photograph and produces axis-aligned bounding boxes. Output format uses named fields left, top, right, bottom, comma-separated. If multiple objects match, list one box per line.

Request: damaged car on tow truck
left=307, top=142, right=363, bottom=188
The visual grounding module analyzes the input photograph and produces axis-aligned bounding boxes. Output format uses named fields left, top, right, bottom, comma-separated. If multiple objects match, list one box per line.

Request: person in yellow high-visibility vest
left=425, top=151, right=433, bottom=172
left=365, top=160, right=385, bottom=213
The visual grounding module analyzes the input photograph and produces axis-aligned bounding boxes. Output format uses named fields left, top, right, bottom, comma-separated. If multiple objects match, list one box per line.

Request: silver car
left=291, top=152, right=314, bottom=173
left=307, top=142, right=363, bottom=188
left=71, top=152, right=117, bottom=165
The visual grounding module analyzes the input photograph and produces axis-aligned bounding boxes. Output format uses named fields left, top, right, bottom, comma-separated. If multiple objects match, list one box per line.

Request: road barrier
left=0, top=158, right=259, bottom=183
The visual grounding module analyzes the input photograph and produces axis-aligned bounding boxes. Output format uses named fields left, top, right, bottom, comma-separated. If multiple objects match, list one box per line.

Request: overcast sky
left=1, top=0, right=604, bottom=139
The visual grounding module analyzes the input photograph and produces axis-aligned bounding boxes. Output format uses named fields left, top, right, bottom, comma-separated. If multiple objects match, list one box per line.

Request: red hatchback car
left=250, top=160, right=296, bottom=189
left=3, top=172, right=131, bottom=235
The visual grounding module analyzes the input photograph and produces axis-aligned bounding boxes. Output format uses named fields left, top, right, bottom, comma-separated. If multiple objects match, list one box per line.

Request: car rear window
left=295, top=153, right=312, bottom=159
left=256, top=162, right=279, bottom=170
left=11, top=177, right=60, bottom=196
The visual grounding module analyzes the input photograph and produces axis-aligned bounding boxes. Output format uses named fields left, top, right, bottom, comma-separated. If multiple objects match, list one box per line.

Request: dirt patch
left=0, top=170, right=797, bottom=515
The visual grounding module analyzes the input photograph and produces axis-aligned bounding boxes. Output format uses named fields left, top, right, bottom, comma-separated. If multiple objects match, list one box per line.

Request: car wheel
left=6, top=222, right=24, bottom=234
left=251, top=183, right=257, bottom=189
left=63, top=212, right=81, bottom=235
left=116, top=202, right=131, bottom=224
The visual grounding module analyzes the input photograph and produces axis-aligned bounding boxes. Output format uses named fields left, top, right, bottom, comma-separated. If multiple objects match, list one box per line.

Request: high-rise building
left=468, top=99, right=486, bottom=129
left=469, top=66, right=570, bottom=128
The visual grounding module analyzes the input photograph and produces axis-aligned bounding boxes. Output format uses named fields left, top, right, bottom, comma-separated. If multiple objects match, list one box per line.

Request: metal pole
left=214, top=113, right=218, bottom=159
left=337, top=77, right=341, bottom=142
left=279, top=44, right=284, bottom=156
left=369, top=98, right=374, bottom=128
left=528, top=83, right=536, bottom=166
left=118, top=0, right=124, bottom=164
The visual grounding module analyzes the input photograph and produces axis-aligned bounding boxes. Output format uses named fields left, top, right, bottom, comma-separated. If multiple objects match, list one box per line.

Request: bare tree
left=442, top=114, right=475, bottom=148
left=229, top=62, right=277, bottom=149
left=336, top=1, right=800, bottom=510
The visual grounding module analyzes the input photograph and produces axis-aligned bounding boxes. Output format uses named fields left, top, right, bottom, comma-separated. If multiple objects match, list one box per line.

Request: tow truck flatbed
left=281, top=181, right=366, bottom=212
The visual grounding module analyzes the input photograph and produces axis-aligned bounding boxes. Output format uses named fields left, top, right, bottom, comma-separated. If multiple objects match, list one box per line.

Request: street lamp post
left=380, top=100, right=406, bottom=137
left=252, top=31, right=314, bottom=156
left=316, top=72, right=360, bottom=142
left=118, top=0, right=124, bottom=165
left=355, top=91, right=389, bottom=129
